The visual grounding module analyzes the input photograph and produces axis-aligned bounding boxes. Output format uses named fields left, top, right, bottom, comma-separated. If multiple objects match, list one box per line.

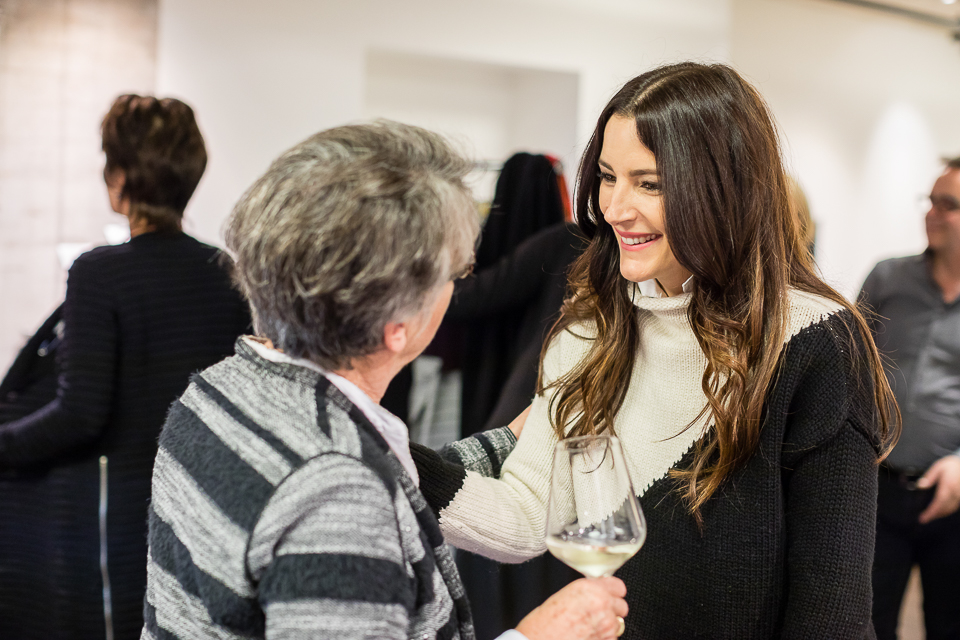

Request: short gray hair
left=225, top=120, right=479, bottom=369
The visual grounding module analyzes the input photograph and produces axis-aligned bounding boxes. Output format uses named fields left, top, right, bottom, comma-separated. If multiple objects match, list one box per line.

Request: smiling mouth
left=621, top=233, right=661, bottom=246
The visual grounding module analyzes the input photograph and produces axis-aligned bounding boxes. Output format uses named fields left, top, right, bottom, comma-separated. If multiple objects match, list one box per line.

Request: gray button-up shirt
left=860, top=252, right=960, bottom=473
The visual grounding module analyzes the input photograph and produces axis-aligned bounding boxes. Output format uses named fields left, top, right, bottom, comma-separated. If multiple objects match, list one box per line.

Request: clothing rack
left=472, top=160, right=503, bottom=172
left=472, top=156, right=566, bottom=175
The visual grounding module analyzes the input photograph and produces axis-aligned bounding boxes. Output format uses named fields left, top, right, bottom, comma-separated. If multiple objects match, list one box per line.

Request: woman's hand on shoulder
left=508, top=405, right=533, bottom=440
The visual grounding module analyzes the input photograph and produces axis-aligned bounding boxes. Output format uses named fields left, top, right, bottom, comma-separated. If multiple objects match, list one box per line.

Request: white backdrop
left=732, top=0, right=960, bottom=298
left=5, top=0, right=960, bottom=368
left=154, top=0, right=730, bottom=244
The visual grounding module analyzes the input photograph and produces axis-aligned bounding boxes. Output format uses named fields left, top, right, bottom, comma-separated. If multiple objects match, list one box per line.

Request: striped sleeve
left=442, top=426, right=516, bottom=477
left=248, top=453, right=414, bottom=640
left=410, top=426, right=516, bottom=517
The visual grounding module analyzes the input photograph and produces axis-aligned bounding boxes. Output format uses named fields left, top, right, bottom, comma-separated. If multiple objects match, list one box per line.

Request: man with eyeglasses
left=859, top=156, right=960, bottom=640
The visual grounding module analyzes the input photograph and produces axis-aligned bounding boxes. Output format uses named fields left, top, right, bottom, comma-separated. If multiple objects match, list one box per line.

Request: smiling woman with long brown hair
left=413, top=61, right=899, bottom=639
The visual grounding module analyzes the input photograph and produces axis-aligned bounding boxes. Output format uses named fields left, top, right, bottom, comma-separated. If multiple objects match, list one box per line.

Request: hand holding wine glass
left=514, top=577, right=628, bottom=640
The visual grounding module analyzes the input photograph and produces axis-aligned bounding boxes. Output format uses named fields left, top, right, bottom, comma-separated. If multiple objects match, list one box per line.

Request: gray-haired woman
left=140, top=120, right=627, bottom=640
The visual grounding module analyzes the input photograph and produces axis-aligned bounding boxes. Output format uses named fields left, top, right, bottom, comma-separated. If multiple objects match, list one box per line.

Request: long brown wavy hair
left=539, top=62, right=899, bottom=518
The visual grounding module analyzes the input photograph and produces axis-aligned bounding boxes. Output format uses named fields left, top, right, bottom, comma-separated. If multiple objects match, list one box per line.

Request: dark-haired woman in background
left=0, top=95, right=251, bottom=639
left=414, top=62, right=899, bottom=639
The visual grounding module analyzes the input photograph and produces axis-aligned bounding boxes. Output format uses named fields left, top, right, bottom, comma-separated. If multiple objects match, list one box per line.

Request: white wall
left=731, top=0, right=960, bottom=298
left=0, top=0, right=156, bottom=370
left=158, top=0, right=960, bottom=302
left=364, top=50, right=580, bottom=203
left=0, top=0, right=727, bottom=372
left=155, top=0, right=730, bottom=244
left=9, top=0, right=960, bottom=371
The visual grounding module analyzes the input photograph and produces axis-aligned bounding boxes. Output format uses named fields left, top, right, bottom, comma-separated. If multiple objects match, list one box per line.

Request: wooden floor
left=898, top=566, right=925, bottom=640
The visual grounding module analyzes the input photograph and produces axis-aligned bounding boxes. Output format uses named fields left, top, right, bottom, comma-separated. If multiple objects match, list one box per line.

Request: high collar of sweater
left=628, top=284, right=696, bottom=345
left=628, top=285, right=844, bottom=343
left=630, top=284, right=692, bottom=311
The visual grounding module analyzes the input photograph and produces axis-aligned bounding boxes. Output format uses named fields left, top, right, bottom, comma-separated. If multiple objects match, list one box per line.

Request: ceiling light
left=943, top=0, right=957, bottom=6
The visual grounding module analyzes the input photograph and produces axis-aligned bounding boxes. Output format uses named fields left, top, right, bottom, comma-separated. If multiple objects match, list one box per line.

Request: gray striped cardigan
left=141, top=338, right=508, bottom=640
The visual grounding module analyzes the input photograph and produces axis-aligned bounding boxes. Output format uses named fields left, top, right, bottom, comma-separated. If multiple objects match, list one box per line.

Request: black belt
left=879, top=464, right=925, bottom=490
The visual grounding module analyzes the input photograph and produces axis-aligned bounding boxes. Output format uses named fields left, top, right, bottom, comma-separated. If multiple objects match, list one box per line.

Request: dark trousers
left=872, top=468, right=960, bottom=640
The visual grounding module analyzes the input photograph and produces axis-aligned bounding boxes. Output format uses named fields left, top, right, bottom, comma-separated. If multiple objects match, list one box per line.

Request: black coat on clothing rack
left=0, top=304, right=94, bottom=638
left=0, top=304, right=63, bottom=425
left=448, top=221, right=585, bottom=433
left=380, top=153, right=566, bottom=428
left=460, top=152, right=567, bottom=438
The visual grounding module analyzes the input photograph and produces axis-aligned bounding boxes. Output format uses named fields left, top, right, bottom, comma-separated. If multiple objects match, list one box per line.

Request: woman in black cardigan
left=0, top=95, right=251, bottom=639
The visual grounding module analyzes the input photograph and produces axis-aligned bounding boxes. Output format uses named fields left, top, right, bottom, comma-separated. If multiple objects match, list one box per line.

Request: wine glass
left=545, top=434, right=646, bottom=578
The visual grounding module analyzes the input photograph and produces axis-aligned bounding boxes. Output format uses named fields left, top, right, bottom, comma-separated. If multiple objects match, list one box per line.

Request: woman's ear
left=382, top=321, right=408, bottom=355
left=105, top=168, right=129, bottom=216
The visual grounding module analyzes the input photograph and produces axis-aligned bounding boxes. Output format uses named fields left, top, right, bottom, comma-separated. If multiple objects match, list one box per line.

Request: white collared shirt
left=243, top=338, right=419, bottom=485
left=636, top=275, right=695, bottom=298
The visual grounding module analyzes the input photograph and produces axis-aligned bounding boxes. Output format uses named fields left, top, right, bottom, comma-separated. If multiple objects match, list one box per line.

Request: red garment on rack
left=545, top=154, right=573, bottom=221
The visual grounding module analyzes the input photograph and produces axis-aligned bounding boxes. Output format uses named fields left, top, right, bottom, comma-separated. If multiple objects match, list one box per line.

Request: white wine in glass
left=545, top=434, right=646, bottom=578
